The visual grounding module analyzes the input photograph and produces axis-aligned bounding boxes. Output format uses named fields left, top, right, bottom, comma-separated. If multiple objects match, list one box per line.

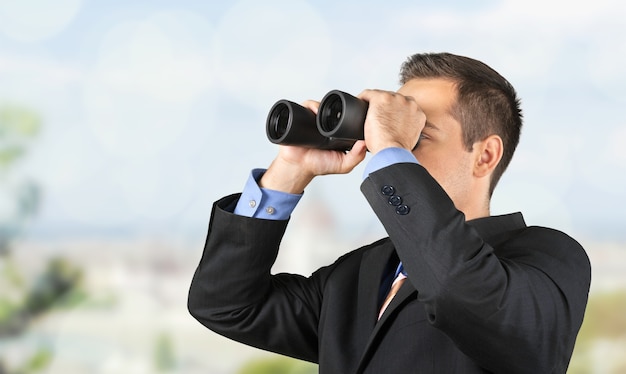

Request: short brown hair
left=399, top=52, right=523, bottom=196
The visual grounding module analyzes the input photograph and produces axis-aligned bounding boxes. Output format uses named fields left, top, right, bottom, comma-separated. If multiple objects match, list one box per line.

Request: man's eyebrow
left=424, top=121, right=440, bottom=131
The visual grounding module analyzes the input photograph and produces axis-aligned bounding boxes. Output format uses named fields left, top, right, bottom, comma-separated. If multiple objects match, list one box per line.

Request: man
left=188, top=52, right=591, bottom=373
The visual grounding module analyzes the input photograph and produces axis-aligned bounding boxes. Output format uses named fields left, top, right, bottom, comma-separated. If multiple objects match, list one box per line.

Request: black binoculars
left=266, top=90, right=369, bottom=151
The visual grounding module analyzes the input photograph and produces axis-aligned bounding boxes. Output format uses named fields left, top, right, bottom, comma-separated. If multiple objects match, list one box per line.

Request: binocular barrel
left=266, top=90, right=369, bottom=151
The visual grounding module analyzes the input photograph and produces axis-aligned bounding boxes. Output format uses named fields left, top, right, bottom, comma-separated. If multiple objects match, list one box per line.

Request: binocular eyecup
left=266, top=90, right=368, bottom=151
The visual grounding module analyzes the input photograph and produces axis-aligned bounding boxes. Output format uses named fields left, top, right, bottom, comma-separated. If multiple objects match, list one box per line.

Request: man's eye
left=412, top=134, right=427, bottom=150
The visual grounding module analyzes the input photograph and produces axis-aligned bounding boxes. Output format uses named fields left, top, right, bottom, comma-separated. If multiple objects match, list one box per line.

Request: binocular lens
left=268, top=103, right=291, bottom=140
left=319, top=94, right=343, bottom=133
left=265, top=90, right=367, bottom=150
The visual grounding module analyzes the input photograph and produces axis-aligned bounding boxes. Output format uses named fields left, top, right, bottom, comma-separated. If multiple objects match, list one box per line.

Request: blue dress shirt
left=233, top=147, right=419, bottom=220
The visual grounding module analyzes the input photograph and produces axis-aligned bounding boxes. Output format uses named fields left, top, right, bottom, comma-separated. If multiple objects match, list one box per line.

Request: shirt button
left=396, top=205, right=410, bottom=215
left=249, top=200, right=257, bottom=208
left=265, top=206, right=275, bottom=215
left=388, top=195, right=403, bottom=206
left=381, top=185, right=395, bottom=196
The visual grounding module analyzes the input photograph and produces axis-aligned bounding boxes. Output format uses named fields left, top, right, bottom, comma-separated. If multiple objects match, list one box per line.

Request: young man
left=188, top=53, right=591, bottom=373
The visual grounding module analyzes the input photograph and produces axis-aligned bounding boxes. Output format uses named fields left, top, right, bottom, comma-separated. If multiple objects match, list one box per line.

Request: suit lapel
left=354, top=241, right=397, bottom=348
left=376, top=281, right=416, bottom=325
left=356, top=274, right=418, bottom=373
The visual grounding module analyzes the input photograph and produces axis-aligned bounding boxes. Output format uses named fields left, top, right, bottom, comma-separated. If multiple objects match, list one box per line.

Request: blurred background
left=0, top=0, right=625, bottom=373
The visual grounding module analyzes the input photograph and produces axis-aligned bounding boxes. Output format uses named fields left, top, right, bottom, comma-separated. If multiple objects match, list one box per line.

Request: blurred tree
left=237, top=355, right=317, bottom=374
left=0, top=104, right=41, bottom=255
left=0, top=104, right=83, bottom=374
left=568, top=290, right=626, bottom=373
left=154, top=332, right=176, bottom=372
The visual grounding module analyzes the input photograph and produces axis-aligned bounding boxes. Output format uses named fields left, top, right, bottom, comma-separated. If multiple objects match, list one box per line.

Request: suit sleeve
left=187, top=194, right=324, bottom=363
left=361, top=163, right=591, bottom=373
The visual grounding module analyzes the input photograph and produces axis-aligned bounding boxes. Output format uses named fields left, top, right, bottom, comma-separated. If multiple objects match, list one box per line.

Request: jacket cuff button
left=388, top=195, right=403, bottom=206
left=395, top=205, right=410, bottom=215
left=381, top=185, right=395, bottom=196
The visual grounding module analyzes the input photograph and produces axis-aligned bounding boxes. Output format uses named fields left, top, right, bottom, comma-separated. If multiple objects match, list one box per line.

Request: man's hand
left=260, top=100, right=367, bottom=194
left=358, top=89, right=426, bottom=155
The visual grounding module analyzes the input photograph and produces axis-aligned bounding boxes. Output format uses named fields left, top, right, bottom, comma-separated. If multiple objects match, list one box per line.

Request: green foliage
left=238, top=356, right=317, bottom=374
left=0, top=102, right=65, bottom=374
left=0, top=256, right=83, bottom=374
left=568, top=290, right=626, bottom=373
left=0, top=298, right=19, bottom=323
left=19, top=347, right=53, bottom=373
left=576, top=290, right=626, bottom=343
left=0, top=257, right=83, bottom=337
left=0, top=145, right=25, bottom=169
left=0, top=104, right=41, bottom=170
left=154, top=332, right=177, bottom=372
left=0, top=104, right=40, bottom=136
left=0, top=103, right=41, bottom=254
left=1, top=257, right=25, bottom=288
left=23, top=258, right=82, bottom=315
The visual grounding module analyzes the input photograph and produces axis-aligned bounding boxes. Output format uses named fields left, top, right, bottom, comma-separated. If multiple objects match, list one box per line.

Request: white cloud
left=571, top=122, right=626, bottom=198
left=0, top=0, right=82, bottom=42
left=586, top=30, right=626, bottom=103
left=0, top=55, right=83, bottom=86
left=383, top=0, right=626, bottom=85
left=110, top=158, right=197, bottom=222
left=91, top=11, right=215, bottom=103
left=83, top=11, right=216, bottom=160
left=607, top=125, right=626, bottom=163
left=213, top=0, right=333, bottom=108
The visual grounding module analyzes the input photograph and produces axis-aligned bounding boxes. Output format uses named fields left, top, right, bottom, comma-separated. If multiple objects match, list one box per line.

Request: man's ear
left=474, top=135, right=503, bottom=178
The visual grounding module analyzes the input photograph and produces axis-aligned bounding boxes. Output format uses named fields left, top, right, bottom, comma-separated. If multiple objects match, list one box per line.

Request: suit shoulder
left=501, top=225, right=591, bottom=278
left=515, top=225, right=586, bottom=253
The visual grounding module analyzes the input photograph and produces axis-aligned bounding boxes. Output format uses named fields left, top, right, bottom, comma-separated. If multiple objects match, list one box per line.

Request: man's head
left=399, top=52, right=523, bottom=198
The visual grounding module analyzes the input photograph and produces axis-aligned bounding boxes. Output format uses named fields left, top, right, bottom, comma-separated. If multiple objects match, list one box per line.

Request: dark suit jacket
left=188, top=163, right=591, bottom=373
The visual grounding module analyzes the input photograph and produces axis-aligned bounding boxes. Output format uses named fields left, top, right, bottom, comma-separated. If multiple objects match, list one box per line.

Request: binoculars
left=266, top=90, right=369, bottom=151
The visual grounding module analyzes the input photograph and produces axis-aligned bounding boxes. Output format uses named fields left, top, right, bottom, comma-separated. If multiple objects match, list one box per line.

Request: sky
left=0, top=0, right=625, bottom=244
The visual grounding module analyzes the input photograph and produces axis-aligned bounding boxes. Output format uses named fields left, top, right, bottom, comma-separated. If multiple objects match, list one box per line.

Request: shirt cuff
left=233, top=168, right=303, bottom=220
left=362, top=147, right=419, bottom=180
